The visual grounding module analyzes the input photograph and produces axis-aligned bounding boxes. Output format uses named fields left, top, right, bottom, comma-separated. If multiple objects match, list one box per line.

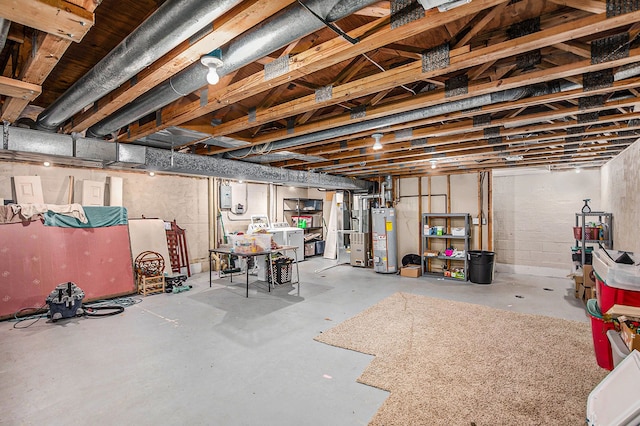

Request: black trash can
left=468, top=250, right=495, bottom=284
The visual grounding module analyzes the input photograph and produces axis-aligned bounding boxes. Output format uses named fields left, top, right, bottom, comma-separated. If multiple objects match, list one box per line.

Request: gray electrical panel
left=350, top=232, right=370, bottom=267
left=371, top=208, right=397, bottom=274
left=220, top=184, right=232, bottom=209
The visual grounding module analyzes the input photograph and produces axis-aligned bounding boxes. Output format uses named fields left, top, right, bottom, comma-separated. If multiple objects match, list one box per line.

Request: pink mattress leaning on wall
left=0, top=220, right=136, bottom=319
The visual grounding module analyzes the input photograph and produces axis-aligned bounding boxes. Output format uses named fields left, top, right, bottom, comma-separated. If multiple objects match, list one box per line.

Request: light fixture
left=372, top=133, right=383, bottom=150
left=200, top=49, right=223, bottom=85
left=430, top=160, right=437, bottom=169
left=575, top=167, right=581, bottom=174
left=148, top=171, right=155, bottom=177
left=43, top=161, right=51, bottom=167
left=238, top=180, right=244, bottom=184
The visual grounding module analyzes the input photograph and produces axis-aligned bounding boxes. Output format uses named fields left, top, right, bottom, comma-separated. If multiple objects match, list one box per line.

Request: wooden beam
left=65, top=0, right=298, bottom=133
left=548, top=0, right=607, bottom=14
left=124, top=0, right=512, bottom=140
left=268, top=78, right=640, bottom=165
left=279, top=95, right=640, bottom=169
left=321, top=130, right=635, bottom=175
left=0, top=0, right=94, bottom=42
left=353, top=4, right=390, bottom=18
left=1, top=0, right=99, bottom=122
left=0, top=75, right=41, bottom=99
left=224, top=46, right=640, bottom=148
left=207, top=9, right=640, bottom=141
left=553, top=41, right=591, bottom=58
left=453, top=2, right=508, bottom=49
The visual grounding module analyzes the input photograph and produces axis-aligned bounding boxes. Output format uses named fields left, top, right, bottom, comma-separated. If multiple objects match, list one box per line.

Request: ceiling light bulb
left=575, top=168, right=581, bottom=174
left=206, top=68, right=220, bottom=85
left=430, top=161, right=437, bottom=169
left=43, top=161, right=51, bottom=167
left=372, top=133, right=383, bottom=150
left=149, top=171, right=155, bottom=177
left=201, top=56, right=224, bottom=86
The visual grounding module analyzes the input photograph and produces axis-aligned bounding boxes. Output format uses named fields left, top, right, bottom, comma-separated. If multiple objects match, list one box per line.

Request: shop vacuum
left=45, top=282, right=123, bottom=322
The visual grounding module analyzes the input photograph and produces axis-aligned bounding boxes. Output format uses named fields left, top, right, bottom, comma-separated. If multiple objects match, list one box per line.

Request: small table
left=209, top=246, right=300, bottom=297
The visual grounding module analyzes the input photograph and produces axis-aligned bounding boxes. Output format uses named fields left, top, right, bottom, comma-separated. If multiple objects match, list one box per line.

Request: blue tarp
left=43, top=206, right=128, bottom=228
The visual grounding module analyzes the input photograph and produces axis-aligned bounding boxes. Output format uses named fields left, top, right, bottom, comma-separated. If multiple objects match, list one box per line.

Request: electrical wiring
left=361, top=53, right=417, bottom=96
left=83, top=296, right=142, bottom=316
left=11, top=305, right=48, bottom=329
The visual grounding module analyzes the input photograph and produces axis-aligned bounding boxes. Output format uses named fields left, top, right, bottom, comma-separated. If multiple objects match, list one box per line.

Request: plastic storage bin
left=586, top=350, right=640, bottom=426
left=574, top=226, right=599, bottom=240
left=593, top=249, right=640, bottom=291
left=593, top=249, right=640, bottom=312
left=607, top=330, right=631, bottom=368
left=228, top=234, right=271, bottom=254
left=586, top=299, right=615, bottom=371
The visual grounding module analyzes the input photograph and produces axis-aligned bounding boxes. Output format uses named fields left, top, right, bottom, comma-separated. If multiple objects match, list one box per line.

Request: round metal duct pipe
left=85, top=0, right=379, bottom=138
left=35, top=0, right=243, bottom=132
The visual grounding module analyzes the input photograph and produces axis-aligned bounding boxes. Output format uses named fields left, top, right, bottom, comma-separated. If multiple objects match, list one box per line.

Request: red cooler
left=586, top=299, right=615, bottom=370
left=593, top=249, right=640, bottom=313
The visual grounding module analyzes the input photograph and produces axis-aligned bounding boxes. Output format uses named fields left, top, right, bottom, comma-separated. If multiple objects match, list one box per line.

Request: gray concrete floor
left=0, top=257, right=588, bottom=426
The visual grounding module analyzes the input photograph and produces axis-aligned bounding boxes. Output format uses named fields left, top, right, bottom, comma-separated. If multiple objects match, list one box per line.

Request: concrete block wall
left=601, top=140, right=640, bottom=255
left=493, top=168, right=600, bottom=276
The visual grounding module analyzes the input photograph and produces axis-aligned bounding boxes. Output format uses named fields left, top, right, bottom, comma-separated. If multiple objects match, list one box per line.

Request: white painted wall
left=493, top=168, right=600, bottom=277
left=601, top=139, right=640, bottom=255
left=221, top=182, right=269, bottom=234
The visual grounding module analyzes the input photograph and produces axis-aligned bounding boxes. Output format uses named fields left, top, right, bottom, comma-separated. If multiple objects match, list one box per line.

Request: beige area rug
left=315, top=293, right=609, bottom=425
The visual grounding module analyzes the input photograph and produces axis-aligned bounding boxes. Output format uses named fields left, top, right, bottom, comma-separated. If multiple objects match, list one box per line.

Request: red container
left=589, top=313, right=615, bottom=371
left=573, top=226, right=599, bottom=240
left=596, top=274, right=640, bottom=313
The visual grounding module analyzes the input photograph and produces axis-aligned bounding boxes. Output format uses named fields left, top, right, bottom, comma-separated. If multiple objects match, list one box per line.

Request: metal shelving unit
left=283, top=198, right=324, bottom=256
left=422, top=213, right=471, bottom=281
left=575, top=212, right=613, bottom=265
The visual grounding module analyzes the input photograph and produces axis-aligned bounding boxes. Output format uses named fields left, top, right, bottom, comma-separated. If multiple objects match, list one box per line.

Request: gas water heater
left=371, top=208, right=397, bottom=274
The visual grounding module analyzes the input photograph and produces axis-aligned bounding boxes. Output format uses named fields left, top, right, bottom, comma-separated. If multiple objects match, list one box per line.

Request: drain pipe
left=35, top=0, right=242, bottom=132
left=85, top=0, right=379, bottom=138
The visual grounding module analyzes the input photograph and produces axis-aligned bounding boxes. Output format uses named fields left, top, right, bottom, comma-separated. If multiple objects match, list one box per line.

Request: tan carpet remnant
left=314, top=292, right=608, bottom=426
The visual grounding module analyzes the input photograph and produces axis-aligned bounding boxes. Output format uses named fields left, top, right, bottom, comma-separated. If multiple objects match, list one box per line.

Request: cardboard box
left=578, top=282, right=594, bottom=302
left=401, top=265, right=422, bottom=278
left=574, top=274, right=583, bottom=298
left=304, top=242, right=315, bottom=257
left=620, top=322, right=640, bottom=352
left=584, top=265, right=596, bottom=288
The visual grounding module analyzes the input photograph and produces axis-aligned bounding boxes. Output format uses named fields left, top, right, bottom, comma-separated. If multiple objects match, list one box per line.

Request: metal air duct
left=0, top=19, right=10, bottom=52
left=85, top=0, right=379, bottom=138
left=35, top=0, right=243, bottom=132
left=223, top=81, right=578, bottom=158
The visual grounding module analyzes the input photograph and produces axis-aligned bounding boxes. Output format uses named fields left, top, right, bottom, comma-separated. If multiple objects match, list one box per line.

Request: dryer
left=268, top=222, right=304, bottom=262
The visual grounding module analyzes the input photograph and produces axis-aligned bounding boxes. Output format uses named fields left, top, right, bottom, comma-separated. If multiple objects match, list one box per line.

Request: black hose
left=84, top=306, right=125, bottom=317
